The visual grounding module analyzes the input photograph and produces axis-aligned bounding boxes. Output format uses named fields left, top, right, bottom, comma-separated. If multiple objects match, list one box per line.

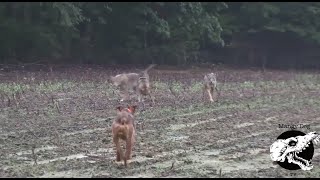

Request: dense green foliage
left=1, top=2, right=320, bottom=68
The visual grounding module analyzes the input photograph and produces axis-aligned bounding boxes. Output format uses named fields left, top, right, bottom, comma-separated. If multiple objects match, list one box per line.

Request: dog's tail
left=142, top=64, right=157, bottom=74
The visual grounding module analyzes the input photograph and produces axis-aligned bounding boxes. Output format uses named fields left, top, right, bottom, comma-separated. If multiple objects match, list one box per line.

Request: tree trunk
left=64, top=35, right=71, bottom=60
left=232, top=51, right=239, bottom=66
left=80, top=23, right=91, bottom=64
left=23, top=3, right=30, bottom=24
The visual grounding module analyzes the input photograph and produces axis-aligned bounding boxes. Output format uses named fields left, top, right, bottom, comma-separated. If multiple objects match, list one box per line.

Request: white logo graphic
left=270, top=132, right=320, bottom=171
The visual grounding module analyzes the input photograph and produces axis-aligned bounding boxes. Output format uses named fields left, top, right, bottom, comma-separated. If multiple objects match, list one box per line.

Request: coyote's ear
left=127, top=105, right=137, bottom=114
left=116, top=106, right=124, bottom=112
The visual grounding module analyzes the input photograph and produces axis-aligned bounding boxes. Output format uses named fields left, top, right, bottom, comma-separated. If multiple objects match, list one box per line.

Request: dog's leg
left=149, top=93, right=155, bottom=106
left=142, top=99, right=146, bottom=110
left=210, top=87, right=215, bottom=102
left=207, top=88, right=214, bottom=102
left=125, top=131, right=134, bottom=167
left=120, top=94, right=125, bottom=102
left=149, top=86, right=155, bottom=105
left=127, top=134, right=134, bottom=160
left=202, top=87, right=206, bottom=102
left=124, top=89, right=130, bottom=101
left=113, top=136, right=121, bottom=161
left=123, top=149, right=127, bottom=167
left=138, top=93, right=146, bottom=110
left=138, top=93, right=142, bottom=103
left=136, top=88, right=144, bottom=110
left=131, top=130, right=136, bottom=150
left=119, top=85, right=128, bottom=102
left=215, top=86, right=220, bottom=101
left=118, top=89, right=124, bottom=102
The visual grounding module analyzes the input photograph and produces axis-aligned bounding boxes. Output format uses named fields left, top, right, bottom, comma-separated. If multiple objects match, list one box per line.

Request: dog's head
left=110, top=75, right=120, bottom=86
left=138, top=76, right=148, bottom=83
left=205, top=73, right=217, bottom=84
left=208, top=72, right=217, bottom=79
left=127, top=105, right=137, bottom=114
left=116, top=105, right=137, bottom=114
left=115, top=105, right=137, bottom=125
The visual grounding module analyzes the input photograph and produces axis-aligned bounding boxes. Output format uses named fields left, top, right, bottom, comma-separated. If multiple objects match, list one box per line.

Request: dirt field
left=1, top=64, right=320, bottom=178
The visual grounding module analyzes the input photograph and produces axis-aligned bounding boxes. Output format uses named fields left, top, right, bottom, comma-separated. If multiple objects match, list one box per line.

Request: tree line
left=1, top=2, right=320, bottom=69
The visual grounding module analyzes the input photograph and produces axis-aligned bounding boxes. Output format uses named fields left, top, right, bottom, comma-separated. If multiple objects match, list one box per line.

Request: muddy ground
left=1, top=64, right=320, bottom=178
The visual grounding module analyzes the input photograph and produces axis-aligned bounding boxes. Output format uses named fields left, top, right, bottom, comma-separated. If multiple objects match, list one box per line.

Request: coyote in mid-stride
left=110, top=64, right=156, bottom=102
left=203, top=73, right=218, bottom=102
left=137, top=64, right=156, bottom=106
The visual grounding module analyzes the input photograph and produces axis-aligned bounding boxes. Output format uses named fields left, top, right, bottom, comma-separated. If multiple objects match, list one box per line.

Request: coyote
left=137, top=64, right=156, bottom=106
left=203, top=73, right=218, bottom=102
left=110, top=64, right=156, bottom=102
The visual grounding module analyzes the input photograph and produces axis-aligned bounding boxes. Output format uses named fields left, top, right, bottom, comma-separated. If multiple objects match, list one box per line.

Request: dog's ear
left=116, top=106, right=123, bottom=112
left=127, top=105, right=137, bottom=114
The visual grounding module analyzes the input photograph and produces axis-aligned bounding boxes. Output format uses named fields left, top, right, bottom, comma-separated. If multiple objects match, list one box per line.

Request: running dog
left=111, top=105, right=137, bottom=167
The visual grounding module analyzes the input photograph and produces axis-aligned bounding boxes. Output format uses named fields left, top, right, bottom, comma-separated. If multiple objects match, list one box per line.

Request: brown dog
left=110, top=64, right=156, bottom=102
left=112, top=105, right=137, bottom=167
left=203, top=73, right=218, bottom=102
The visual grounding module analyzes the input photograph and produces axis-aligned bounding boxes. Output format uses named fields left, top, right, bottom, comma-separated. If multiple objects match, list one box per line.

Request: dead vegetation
left=1, top=65, right=320, bottom=177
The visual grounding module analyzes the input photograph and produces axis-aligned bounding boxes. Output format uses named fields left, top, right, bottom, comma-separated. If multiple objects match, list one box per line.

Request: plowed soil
left=1, top=65, right=320, bottom=178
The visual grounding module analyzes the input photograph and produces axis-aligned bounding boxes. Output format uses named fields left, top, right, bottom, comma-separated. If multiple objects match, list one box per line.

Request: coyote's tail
left=143, top=64, right=157, bottom=73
